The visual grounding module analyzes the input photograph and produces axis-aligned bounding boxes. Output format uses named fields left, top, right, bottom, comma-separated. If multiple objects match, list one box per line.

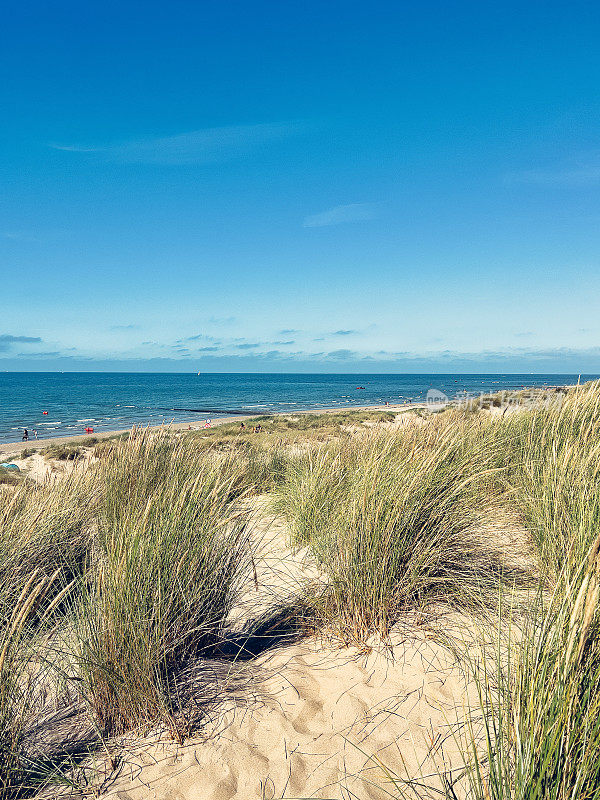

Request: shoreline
left=0, top=379, right=577, bottom=456
left=1, top=377, right=579, bottom=452
left=0, top=402, right=421, bottom=456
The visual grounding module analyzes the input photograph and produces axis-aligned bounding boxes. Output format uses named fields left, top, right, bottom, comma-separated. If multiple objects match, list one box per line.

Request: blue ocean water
left=0, top=373, right=594, bottom=444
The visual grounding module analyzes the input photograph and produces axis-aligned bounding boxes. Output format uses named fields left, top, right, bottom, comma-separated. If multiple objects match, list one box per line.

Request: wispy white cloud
left=505, top=154, right=600, bottom=186
left=2, top=231, right=28, bottom=240
left=183, top=333, right=221, bottom=343
left=50, top=144, right=102, bottom=153
left=17, top=350, right=61, bottom=357
left=303, top=203, right=376, bottom=228
left=50, top=122, right=304, bottom=165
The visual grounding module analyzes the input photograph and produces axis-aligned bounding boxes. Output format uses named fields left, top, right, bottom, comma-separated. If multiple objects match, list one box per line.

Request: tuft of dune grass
left=0, top=467, right=22, bottom=487
left=451, top=385, right=600, bottom=800
left=450, top=537, right=600, bottom=800
left=378, top=384, right=600, bottom=800
left=270, top=441, right=354, bottom=548
left=493, top=380, right=600, bottom=579
left=274, top=417, right=513, bottom=641
left=73, top=431, right=253, bottom=737
left=0, top=428, right=260, bottom=791
left=0, top=472, right=95, bottom=618
left=0, top=569, right=77, bottom=798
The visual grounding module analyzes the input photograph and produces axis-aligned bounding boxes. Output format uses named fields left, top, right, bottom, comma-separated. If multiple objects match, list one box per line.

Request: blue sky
left=1, top=0, right=600, bottom=373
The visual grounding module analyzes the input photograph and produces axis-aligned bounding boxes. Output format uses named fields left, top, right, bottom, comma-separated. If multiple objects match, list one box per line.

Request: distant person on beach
left=240, top=422, right=245, bottom=430
left=33, top=430, right=38, bottom=439
left=22, top=429, right=29, bottom=441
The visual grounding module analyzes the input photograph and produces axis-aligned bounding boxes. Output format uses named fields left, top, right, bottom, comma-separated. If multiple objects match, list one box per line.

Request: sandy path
left=103, top=633, right=471, bottom=800
left=98, top=501, right=474, bottom=800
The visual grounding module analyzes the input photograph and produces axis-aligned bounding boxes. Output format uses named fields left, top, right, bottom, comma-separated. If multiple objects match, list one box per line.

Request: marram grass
left=274, top=417, right=510, bottom=641
left=499, top=380, right=600, bottom=579
left=0, top=429, right=257, bottom=793
left=74, top=431, right=253, bottom=736
left=450, top=538, right=600, bottom=800
left=0, top=570, right=75, bottom=799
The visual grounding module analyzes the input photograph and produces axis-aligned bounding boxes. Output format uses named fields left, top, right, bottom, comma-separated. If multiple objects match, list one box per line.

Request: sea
left=0, top=373, right=596, bottom=444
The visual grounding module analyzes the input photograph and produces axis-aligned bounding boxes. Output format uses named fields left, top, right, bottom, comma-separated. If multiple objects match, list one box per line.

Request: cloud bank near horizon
left=3, top=328, right=600, bottom=373
left=3, top=344, right=600, bottom=374
left=0, top=334, right=42, bottom=353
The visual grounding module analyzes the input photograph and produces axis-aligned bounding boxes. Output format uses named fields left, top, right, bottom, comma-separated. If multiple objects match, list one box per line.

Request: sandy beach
left=0, top=402, right=420, bottom=457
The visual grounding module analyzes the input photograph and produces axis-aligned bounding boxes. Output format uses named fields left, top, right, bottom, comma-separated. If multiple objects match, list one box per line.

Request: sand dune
left=98, top=502, right=475, bottom=800
left=103, top=631, right=471, bottom=800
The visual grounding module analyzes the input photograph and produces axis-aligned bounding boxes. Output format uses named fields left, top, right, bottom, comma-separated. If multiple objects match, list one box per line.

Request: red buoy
left=85, top=427, right=94, bottom=434
left=42, top=411, right=48, bottom=415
